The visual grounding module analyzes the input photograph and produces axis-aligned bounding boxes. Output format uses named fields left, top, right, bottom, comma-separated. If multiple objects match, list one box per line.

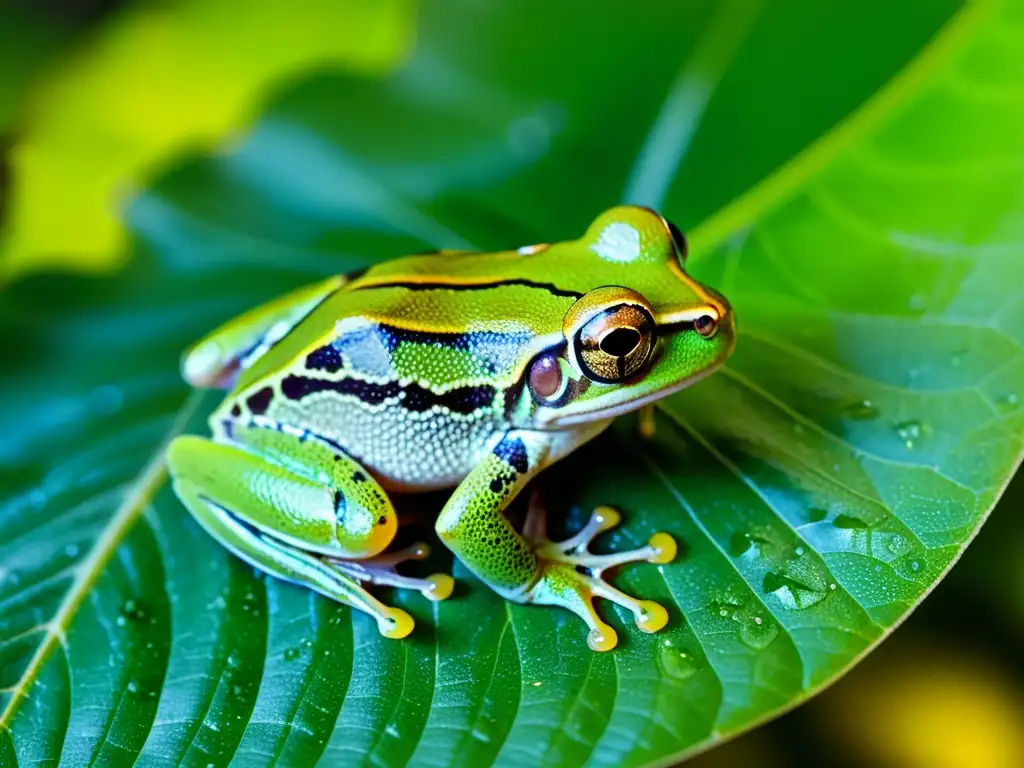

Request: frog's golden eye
left=574, top=302, right=656, bottom=383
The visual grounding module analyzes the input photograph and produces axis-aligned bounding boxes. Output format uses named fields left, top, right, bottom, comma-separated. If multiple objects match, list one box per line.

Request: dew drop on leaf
left=843, top=400, right=879, bottom=420
left=658, top=639, right=700, bottom=680
left=893, top=419, right=926, bottom=449
left=283, top=647, right=300, bottom=661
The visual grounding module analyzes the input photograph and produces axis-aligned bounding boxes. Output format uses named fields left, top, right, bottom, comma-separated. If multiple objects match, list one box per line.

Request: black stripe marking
left=246, top=387, right=274, bottom=415
left=355, top=278, right=582, bottom=300
left=281, top=374, right=496, bottom=416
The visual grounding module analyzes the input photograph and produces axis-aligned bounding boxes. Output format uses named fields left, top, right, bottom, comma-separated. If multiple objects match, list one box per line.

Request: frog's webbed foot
left=521, top=499, right=676, bottom=652
left=328, top=542, right=455, bottom=603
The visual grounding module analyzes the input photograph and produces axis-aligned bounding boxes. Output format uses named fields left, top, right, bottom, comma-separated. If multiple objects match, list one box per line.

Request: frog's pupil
left=600, top=327, right=641, bottom=357
left=529, top=355, right=563, bottom=400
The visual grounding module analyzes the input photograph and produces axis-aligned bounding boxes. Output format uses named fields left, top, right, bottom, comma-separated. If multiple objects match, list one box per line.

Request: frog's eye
left=574, top=302, right=656, bottom=383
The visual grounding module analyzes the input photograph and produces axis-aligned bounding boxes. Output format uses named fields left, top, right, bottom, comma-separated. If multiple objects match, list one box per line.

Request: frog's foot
left=329, top=542, right=455, bottom=603
left=522, top=504, right=676, bottom=652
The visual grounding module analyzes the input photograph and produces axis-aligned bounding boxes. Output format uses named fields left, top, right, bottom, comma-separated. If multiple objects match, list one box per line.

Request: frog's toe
left=522, top=504, right=676, bottom=650
left=377, top=606, right=415, bottom=639
left=329, top=541, right=456, bottom=602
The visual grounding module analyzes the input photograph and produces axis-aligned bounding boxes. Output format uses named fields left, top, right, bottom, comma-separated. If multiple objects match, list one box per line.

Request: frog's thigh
left=166, top=435, right=412, bottom=638
left=183, top=274, right=345, bottom=388
left=435, top=431, right=547, bottom=595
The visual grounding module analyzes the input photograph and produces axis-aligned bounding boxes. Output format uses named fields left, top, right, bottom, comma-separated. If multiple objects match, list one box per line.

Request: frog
left=166, top=205, right=735, bottom=652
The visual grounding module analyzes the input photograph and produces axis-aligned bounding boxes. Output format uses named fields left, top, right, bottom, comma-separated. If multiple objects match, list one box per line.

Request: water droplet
left=794, top=546, right=805, bottom=557
left=844, top=400, right=879, bottom=421
left=530, top=681, right=543, bottom=687
left=64, top=543, right=80, bottom=558
left=911, top=560, right=920, bottom=572
left=807, top=508, right=827, bottom=523
left=385, top=723, right=400, bottom=738
left=874, top=564, right=883, bottom=573
left=472, top=728, right=492, bottom=743
left=127, top=680, right=139, bottom=694
left=739, top=616, right=779, bottom=650
left=833, top=514, right=868, bottom=529
left=999, top=393, right=1019, bottom=410
left=116, top=615, right=127, bottom=627
left=728, top=532, right=753, bottom=557
left=894, top=419, right=925, bottom=449
left=283, top=647, right=300, bottom=661
left=658, top=639, right=700, bottom=680
left=829, top=583, right=837, bottom=591
left=226, top=653, right=241, bottom=669
left=119, top=599, right=148, bottom=624
left=763, top=560, right=829, bottom=610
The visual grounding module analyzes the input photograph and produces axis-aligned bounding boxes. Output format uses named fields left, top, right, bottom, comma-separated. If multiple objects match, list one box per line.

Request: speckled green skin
left=166, top=206, right=736, bottom=644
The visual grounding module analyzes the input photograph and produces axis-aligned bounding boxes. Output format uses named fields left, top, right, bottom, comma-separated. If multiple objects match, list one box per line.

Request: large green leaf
left=2, top=0, right=1023, bottom=765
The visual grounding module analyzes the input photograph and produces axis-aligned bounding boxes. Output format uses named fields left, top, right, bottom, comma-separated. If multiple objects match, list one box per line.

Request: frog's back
left=224, top=255, right=575, bottom=490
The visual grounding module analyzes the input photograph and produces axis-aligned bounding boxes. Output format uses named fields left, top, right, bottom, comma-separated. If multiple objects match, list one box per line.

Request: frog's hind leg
left=328, top=542, right=455, bottom=602
left=167, top=433, right=421, bottom=639
left=183, top=274, right=346, bottom=388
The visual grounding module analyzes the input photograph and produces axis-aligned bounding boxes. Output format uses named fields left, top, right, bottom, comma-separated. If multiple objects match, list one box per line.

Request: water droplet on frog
left=844, top=400, right=879, bottom=420
left=894, top=419, right=925, bottom=449
left=283, top=647, right=300, bottom=661
left=658, top=639, right=701, bottom=680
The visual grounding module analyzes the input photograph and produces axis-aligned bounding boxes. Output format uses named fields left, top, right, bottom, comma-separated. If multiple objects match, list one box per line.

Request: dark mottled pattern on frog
left=493, top=436, right=530, bottom=474
left=305, top=324, right=531, bottom=379
left=280, top=374, right=496, bottom=416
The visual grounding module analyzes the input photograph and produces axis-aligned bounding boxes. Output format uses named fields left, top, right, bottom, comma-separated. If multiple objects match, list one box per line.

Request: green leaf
left=2, top=0, right=1023, bottom=765
left=0, top=0, right=413, bottom=280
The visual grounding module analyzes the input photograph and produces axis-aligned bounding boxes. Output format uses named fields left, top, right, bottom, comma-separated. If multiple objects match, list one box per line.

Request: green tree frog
left=167, top=206, right=735, bottom=651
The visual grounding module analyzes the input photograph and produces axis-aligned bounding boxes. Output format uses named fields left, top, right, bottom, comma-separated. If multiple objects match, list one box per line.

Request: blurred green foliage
left=1, top=1, right=1023, bottom=767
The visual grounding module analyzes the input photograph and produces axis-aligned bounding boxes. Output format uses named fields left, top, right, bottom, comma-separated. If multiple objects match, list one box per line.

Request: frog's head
left=511, top=205, right=735, bottom=430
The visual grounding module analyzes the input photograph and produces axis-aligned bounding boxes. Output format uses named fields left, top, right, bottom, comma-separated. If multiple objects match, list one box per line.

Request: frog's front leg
left=167, top=424, right=451, bottom=639
left=435, top=431, right=676, bottom=651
